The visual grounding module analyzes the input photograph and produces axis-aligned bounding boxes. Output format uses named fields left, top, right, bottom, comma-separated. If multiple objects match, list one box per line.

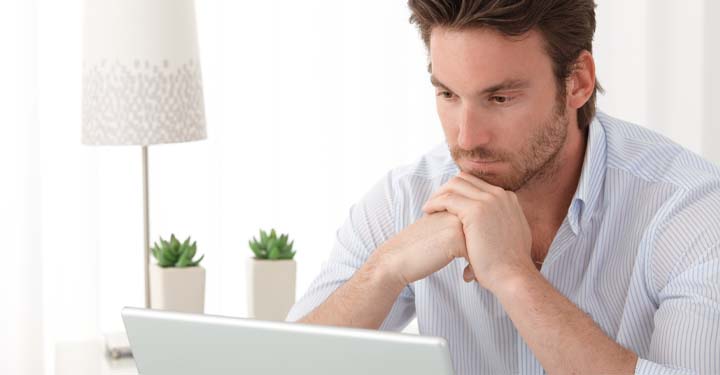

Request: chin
left=461, top=168, right=525, bottom=191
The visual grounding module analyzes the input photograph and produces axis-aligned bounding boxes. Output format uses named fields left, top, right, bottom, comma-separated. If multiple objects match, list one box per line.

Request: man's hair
left=408, top=0, right=601, bottom=130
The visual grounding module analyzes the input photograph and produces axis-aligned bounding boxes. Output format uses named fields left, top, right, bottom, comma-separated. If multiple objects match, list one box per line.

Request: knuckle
left=490, top=185, right=505, bottom=195
left=451, top=176, right=464, bottom=184
left=478, top=193, right=493, bottom=203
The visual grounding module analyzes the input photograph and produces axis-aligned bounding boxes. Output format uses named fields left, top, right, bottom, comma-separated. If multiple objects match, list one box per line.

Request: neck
left=516, top=123, right=587, bottom=236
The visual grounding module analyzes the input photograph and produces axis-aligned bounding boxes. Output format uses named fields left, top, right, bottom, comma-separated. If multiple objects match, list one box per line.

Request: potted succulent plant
left=247, top=229, right=297, bottom=321
left=150, top=234, right=206, bottom=313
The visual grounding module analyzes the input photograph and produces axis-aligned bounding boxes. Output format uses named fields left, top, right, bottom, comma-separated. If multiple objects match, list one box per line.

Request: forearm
left=298, top=252, right=405, bottom=330
left=493, top=267, right=638, bottom=375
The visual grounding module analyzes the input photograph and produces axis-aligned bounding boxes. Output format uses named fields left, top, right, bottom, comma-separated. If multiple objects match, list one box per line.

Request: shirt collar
left=567, top=114, right=607, bottom=235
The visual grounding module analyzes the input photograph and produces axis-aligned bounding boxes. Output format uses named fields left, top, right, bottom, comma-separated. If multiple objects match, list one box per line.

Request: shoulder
left=598, top=113, right=720, bottom=291
left=598, top=112, right=720, bottom=239
left=599, top=112, right=720, bottom=191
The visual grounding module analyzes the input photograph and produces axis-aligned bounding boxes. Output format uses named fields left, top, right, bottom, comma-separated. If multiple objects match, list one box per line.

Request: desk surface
left=55, top=339, right=138, bottom=375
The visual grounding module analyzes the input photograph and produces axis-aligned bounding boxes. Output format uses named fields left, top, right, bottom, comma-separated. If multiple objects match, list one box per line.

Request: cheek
left=436, top=101, right=459, bottom=139
left=494, top=98, right=535, bottom=122
left=494, top=101, right=543, bottom=137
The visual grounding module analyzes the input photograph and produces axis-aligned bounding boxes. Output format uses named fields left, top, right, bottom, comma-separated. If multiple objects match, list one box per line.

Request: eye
left=437, top=91, right=454, bottom=100
left=490, top=95, right=513, bottom=104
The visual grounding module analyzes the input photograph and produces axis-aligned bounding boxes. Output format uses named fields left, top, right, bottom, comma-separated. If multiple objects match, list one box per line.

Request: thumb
left=463, top=264, right=475, bottom=282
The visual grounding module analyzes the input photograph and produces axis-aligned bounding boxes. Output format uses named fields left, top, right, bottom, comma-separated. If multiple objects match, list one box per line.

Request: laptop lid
left=121, top=307, right=455, bottom=375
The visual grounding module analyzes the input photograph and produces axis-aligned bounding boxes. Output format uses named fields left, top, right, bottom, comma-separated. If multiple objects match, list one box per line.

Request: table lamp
left=82, top=0, right=207, bottom=354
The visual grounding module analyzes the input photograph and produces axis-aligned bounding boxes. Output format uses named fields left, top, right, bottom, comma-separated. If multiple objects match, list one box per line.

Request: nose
left=456, top=104, right=491, bottom=150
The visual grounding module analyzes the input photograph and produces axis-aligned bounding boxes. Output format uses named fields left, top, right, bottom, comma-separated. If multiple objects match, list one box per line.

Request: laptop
left=121, top=307, right=456, bottom=375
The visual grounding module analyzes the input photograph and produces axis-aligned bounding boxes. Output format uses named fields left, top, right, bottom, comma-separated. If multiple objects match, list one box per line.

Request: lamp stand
left=142, top=146, right=151, bottom=309
left=102, top=147, right=152, bottom=359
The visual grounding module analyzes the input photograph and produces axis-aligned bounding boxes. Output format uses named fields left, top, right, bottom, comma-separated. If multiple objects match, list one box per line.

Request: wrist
left=365, top=250, right=408, bottom=293
left=486, top=262, right=539, bottom=297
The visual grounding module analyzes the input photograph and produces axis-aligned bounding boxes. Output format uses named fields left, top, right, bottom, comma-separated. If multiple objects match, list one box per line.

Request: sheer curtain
left=1, top=1, right=717, bottom=375
left=2, top=0, right=101, bottom=373
left=1, top=2, right=43, bottom=374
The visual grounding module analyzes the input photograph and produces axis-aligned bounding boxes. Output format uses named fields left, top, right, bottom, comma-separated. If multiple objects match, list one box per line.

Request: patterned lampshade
left=82, top=0, right=207, bottom=145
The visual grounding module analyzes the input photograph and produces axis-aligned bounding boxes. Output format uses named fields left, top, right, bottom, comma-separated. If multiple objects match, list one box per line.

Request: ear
left=566, top=50, right=596, bottom=110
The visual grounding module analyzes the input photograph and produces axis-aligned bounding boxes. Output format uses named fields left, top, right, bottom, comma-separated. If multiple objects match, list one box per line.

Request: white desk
left=55, top=338, right=138, bottom=375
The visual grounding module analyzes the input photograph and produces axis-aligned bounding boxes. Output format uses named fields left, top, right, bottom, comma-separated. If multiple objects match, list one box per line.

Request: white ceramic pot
left=246, top=258, right=296, bottom=321
left=149, top=263, right=205, bottom=313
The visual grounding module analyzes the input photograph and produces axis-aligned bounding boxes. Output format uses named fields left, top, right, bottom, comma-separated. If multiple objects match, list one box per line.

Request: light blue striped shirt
left=286, top=112, right=720, bottom=374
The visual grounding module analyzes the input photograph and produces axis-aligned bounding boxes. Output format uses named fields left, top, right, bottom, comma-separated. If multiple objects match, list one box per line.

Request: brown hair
left=408, top=0, right=602, bottom=130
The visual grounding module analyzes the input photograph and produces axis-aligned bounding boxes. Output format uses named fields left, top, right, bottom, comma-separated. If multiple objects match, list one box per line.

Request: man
left=286, top=1, right=720, bottom=374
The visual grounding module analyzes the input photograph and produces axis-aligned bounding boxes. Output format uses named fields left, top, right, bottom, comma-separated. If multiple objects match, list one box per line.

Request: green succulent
left=248, top=229, right=296, bottom=260
left=151, top=234, right=205, bottom=268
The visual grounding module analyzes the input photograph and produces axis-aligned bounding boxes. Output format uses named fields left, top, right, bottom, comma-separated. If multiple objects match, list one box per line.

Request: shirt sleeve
left=284, top=171, right=416, bottom=331
left=635, top=242, right=720, bottom=374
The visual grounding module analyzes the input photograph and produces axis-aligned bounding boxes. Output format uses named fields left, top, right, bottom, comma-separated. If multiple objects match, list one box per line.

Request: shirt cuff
left=635, top=358, right=694, bottom=375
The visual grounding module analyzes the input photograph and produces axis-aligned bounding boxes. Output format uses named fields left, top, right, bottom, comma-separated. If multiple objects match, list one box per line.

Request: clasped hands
left=375, top=171, right=536, bottom=294
left=415, top=171, right=535, bottom=293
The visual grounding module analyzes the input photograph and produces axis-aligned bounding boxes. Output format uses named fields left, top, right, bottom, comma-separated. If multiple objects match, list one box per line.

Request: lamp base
left=104, top=331, right=132, bottom=359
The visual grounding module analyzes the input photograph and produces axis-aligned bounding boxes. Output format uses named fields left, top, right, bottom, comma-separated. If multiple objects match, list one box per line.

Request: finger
left=424, top=185, right=452, bottom=208
left=423, top=191, right=478, bottom=217
left=423, top=179, right=492, bottom=213
left=463, top=264, right=475, bottom=282
left=457, top=171, right=506, bottom=195
left=427, top=176, right=490, bottom=203
left=424, top=172, right=468, bottom=203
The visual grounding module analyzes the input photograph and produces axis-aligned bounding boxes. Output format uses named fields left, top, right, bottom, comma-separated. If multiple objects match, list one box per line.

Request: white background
left=1, top=1, right=718, bottom=374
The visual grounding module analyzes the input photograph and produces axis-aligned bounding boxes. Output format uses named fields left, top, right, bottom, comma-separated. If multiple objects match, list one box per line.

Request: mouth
left=460, top=158, right=504, bottom=174
left=465, top=158, right=500, bottom=165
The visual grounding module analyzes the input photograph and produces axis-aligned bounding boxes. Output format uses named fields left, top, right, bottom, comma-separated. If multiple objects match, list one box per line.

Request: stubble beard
left=450, top=99, right=569, bottom=192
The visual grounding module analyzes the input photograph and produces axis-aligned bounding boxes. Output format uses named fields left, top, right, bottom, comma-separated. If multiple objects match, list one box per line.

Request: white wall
left=703, top=0, right=720, bottom=163
left=645, top=0, right=706, bottom=154
left=595, top=0, right=716, bottom=160
left=1, top=2, right=718, bottom=374
left=594, top=0, right=649, bottom=126
left=93, top=0, right=442, bottom=333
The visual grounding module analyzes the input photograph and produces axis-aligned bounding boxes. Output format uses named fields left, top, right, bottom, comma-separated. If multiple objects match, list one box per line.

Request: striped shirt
left=286, top=112, right=720, bottom=375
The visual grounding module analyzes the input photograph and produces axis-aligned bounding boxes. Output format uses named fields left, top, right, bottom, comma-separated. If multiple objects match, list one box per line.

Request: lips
left=466, top=159, right=499, bottom=164
left=462, top=159, right=503, bottom=173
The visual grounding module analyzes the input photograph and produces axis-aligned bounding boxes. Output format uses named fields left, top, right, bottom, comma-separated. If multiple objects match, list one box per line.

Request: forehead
left=429, top=27, right=553, bottom=88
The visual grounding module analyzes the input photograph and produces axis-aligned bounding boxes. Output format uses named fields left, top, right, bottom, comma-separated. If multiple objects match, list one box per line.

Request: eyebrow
left=430, top=75, right=530, bottom=95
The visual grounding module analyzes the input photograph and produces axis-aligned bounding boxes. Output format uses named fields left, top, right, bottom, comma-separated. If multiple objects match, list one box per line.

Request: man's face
left=430, top=27, right=570, bottom=192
